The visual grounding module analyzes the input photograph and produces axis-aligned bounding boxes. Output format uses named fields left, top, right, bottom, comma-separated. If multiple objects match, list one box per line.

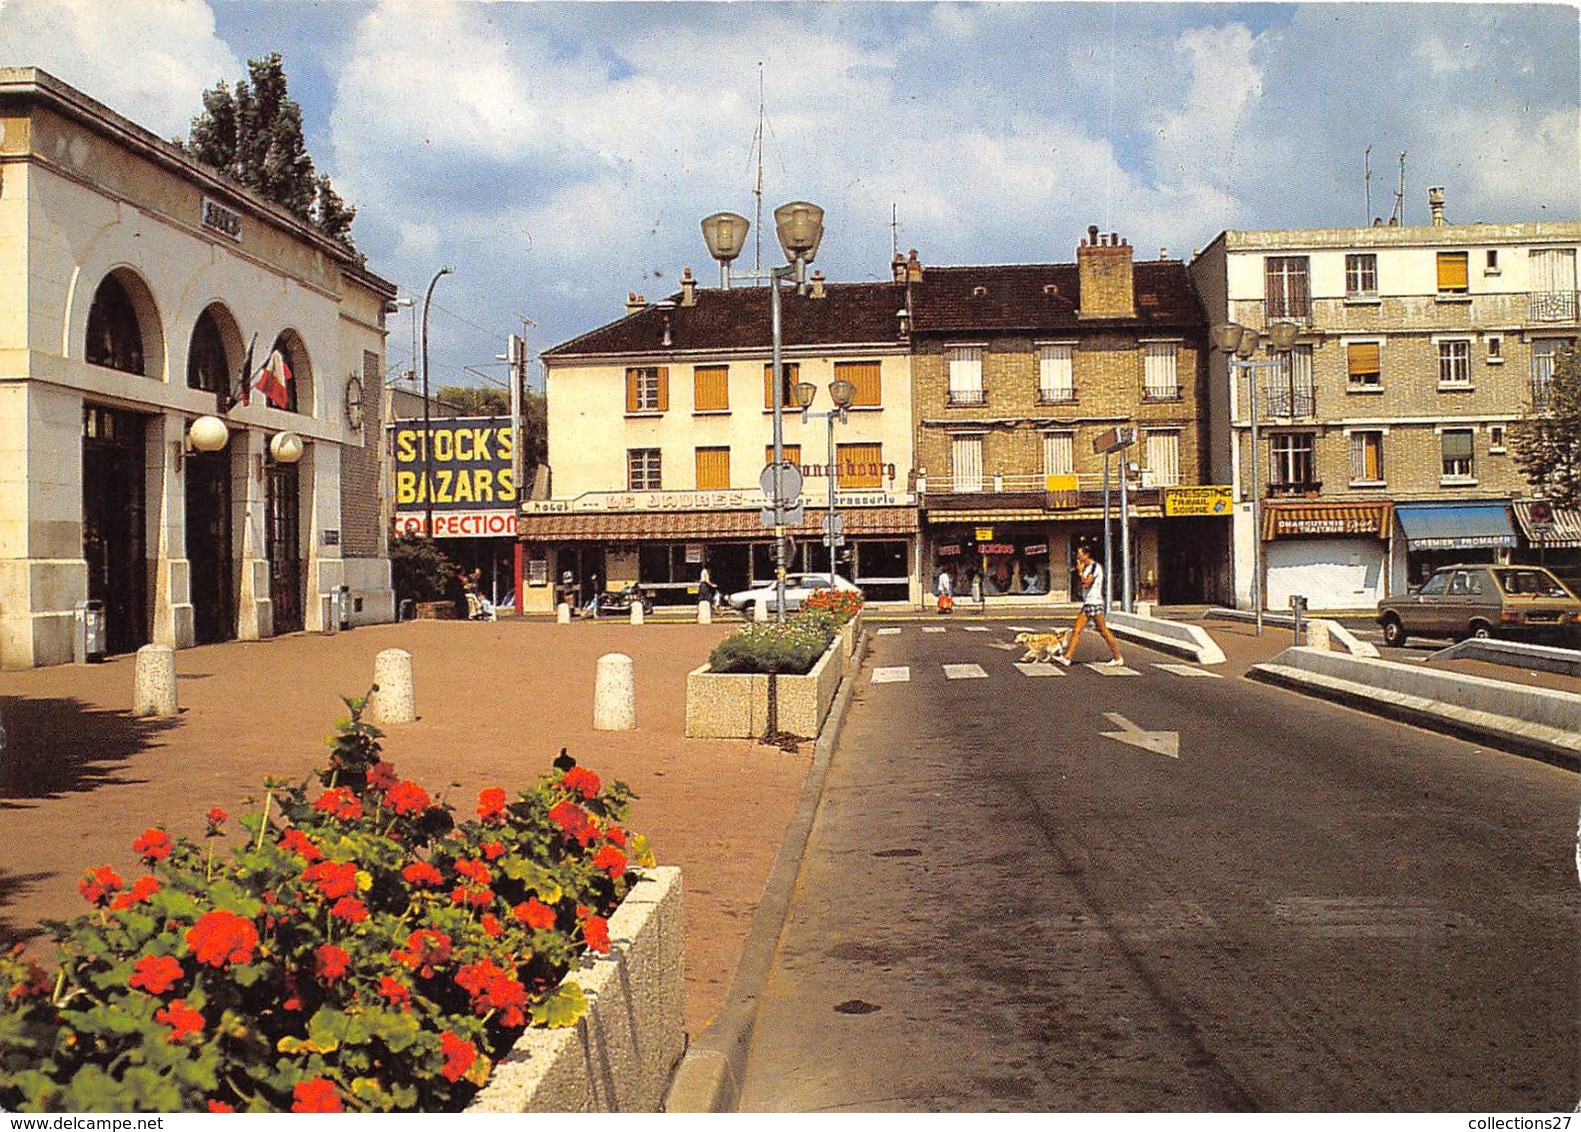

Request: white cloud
left=0, top=0, right=240, bottom=138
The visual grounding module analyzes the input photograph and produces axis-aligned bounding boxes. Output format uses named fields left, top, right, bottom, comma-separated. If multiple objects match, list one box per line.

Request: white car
left=727, top=573, right=863, bottom=615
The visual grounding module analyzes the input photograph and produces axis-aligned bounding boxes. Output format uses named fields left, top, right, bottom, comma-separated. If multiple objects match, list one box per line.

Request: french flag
left=254, top=350, right=292, bottom=409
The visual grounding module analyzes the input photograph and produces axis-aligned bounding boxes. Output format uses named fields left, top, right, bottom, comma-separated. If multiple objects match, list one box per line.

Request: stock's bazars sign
left=391, top=417, right=516, bottom=538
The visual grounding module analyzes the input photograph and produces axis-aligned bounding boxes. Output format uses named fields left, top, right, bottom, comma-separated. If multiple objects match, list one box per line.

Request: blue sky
left=4, top=1, right=1576, bottom=393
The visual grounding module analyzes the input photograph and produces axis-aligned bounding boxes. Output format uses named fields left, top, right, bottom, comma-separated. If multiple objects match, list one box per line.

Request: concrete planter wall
left=466, top=867, right=685, bottom=1113
left=685, top=631, right=846, bottom=739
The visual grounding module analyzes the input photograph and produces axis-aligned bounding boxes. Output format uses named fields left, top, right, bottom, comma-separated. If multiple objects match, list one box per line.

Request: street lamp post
left=703, top=202, right=825, bottom=621
left=420, top=266, right=454, bottom=538
left=1216, top=320, right=1299, bottom=634
left=797, top=378, right=856, bottom=575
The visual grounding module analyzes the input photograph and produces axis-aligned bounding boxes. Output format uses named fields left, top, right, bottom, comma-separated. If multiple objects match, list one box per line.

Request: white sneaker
left=1104, top=657, right=1127, bottom=667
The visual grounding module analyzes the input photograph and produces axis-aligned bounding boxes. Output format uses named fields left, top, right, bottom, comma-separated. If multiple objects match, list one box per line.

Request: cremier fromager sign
left=391, top=417, right=516, bottom=538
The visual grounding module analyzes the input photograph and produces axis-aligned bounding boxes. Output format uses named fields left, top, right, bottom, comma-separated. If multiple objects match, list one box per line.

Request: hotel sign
left=521, top=489, right=917, bottom=515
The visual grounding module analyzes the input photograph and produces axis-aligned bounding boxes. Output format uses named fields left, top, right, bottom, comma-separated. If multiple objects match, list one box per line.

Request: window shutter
left=837, top=442, right=883, bottom=488
left=1442, top=430, right=1473, bottom=460
left=625, top=368, right=639, bottom=413
left=1437, top=253, right=1468, bottom=292
left=1347, top=342, right=1380, bottom=378
left=694, top=366, right=729, bottom=411
left=766, top=444, right=802, bottom=469
left=695, top=447, right=730, bottom=490
left=656, top=366, right=669, bottom=413
left=836, top=361, right=882, bottom=407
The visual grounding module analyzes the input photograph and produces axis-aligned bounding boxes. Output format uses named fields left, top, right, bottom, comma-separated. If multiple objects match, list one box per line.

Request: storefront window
left=933, top=528, right=1052, bottom=598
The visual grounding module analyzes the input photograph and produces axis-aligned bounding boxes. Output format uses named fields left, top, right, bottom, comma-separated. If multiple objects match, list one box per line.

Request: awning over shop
left=1394, top=501, right=1516, bottom=551
left=924, top=507, right=1162, bottom=525
left=517, top=505, right=917, bottom=542
left=1512, top=499, right=1581, bottom=549
left=1261, top=500, right=1392, bottom=541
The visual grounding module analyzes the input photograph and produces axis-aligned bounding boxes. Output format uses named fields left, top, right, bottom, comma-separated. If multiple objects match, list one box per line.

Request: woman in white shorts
left=1056, top=543, right=1125, bottom=667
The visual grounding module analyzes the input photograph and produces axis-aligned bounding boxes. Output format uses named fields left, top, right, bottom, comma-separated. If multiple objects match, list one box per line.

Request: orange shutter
left=694, top=365, right=729, bottom=411
left=656, top=367, right=669, bottom=412
left=625, top=368, right=639, bottom=413
left=837, top=442, right=883, bottom=488
left=1346, top=342, right=1380, bottom=379
left=763, top=362, right=799, bottom=408
left=1436, top=252, right=1468, bottom=292
left=836, top=361, right=882, bottom=407
left=766, top=444, right=802, bottom=469
left=695, top=447, right=730, bottom=490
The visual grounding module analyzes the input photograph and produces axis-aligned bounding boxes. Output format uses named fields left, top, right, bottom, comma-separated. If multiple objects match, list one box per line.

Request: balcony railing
left=947, top=388, right=987, bottom=407
left=1143, top=384, right=1182, bottom=402
left=1266, top=479, right=1323, bottom=499
left=1529, top=291, right=1578, bottom=323
left=1264, top=385, right=1316, bottom=419
left=918, top=471, right=1171, bottom=497
left=1036, top=388, right=1077, bottom=405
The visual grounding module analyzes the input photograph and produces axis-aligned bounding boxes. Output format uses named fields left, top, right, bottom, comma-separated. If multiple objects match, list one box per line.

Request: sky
left=3, top=0, right=1576, bottom=394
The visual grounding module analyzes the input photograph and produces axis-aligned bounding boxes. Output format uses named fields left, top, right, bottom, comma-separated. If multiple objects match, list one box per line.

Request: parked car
left=727, top=573, right=863, bottom=615
left=1375, top=564, right=1581, bottom=647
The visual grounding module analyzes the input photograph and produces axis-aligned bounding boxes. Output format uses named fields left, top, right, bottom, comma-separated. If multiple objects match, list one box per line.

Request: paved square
left=870, top=666, right=911, bottom=683
left=943, top=663, right=989, bottom=679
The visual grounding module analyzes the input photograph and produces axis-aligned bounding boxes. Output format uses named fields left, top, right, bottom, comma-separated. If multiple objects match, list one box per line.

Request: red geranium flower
left=313, top=943, right=350, bottom=984
left=131, top=828, right=173, bottom=861
left=402, top=861, right=444, bottom=887
left=480, top=913, right=503, bottom=938
left=186, top=909, right=258, bottom=968
left=206, top=1101, right=235, bottom=1113
left=278, top=828, right=323, bottom=863
left=312, top=786, right=364, bottom=822
left=439, top=1030, right=478, bottom=1082
left=330, top=896, right=369, bottom=924
left=129, top=954, right=184, bottom=995
left=476, top=787, right=507, bottom=822
left=582, top=914, right=611, bottom=954
left=456, top=958, right=527, bottom=1026
left=450, top=884, right=492, bottom=908
left=377, top=975, right=411, bottom=1007
left=110, top=874, right=161, bottom=912
left=394, top=929, right=452, bottom=978
left=512, top=897, right=556, bottom=930
left=454, top=858, right=491, bottom=885
left=204, top=807, right=228, bottom=833
left=77, top=865, right=123, bottom=906
left=548, top=800, right=592, bottom=840
left=385, top=779, right=431, bottom=815
left=605, top=826, right=628, bottom=848
left=367, top=761, right=400, bottom=792
left=154, top=998, right=205, bottom=1042
left=302, top=860, right=359, bottom=900
left=481, top=840, right=505, bottom=861
left=560, top=766, right=601, bottom=799
left=292, top=1078, right=344, bottom=1113
left=592, top=845, right=627, bottom=879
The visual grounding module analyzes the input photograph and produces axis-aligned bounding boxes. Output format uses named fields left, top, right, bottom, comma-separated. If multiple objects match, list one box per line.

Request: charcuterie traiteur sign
left=391, top=417, right=516, bottom=538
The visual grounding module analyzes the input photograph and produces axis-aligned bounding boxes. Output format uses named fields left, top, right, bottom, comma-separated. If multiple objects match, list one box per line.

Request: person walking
left=935, top=567, right=953, bottom=614
left=1056, top=543, right=1125, bottom=667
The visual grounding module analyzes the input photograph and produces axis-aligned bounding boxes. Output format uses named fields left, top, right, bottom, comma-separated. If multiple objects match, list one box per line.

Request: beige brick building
left=1190, top=204, right=1580, bottom=611
left=907, top=229, right=1219, bottom=606
left=0, top=69, right=396, bottom=667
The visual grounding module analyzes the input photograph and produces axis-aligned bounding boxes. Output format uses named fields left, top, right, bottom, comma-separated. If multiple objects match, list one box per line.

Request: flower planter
left=466, top=866, right=685, bottom=1113
left=685, top=632, right=845, bottom=739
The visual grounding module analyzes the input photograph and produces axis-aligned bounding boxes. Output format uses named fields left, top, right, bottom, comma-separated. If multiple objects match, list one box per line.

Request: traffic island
left=685, top=637, right=844, bottom=739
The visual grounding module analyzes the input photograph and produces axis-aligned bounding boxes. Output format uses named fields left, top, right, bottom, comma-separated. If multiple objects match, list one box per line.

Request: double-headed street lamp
left=420, top=266, right=454, bottom=537
left=702, top=202, right=825, bottom=621
left=1215, top=319, right=1299, bottom=635
left=797, top=377, right=857, bottom=576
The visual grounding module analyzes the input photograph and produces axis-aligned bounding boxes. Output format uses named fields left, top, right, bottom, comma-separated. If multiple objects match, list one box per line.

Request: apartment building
left=0, top=69, right=396, bottom=667
left=529, top=270, right=917, bottom=611
left=907, top=230, right=1218, bottom=605
left=1190, top=202, right=1580, bottom=611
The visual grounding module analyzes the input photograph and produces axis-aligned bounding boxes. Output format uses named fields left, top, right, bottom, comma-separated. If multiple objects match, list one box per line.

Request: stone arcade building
left=0, top=69, right=395, bottom=668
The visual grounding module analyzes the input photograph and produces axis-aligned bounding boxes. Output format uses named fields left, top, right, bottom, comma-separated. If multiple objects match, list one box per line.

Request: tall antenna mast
left=1364, top=146, right=1372, bottom=224
left=752, top=63, right=765, bottom=277
left=1391, top=151, right=1407, bottom=226
left=891, top=204, right=899, bottom=261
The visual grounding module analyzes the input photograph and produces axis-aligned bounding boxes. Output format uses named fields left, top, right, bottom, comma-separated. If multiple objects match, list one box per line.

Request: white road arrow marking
left=1100, top=712, right=1180, bottom=759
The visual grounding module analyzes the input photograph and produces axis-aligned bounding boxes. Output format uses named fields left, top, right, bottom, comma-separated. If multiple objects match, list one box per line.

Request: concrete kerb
left=1430, top=638, right=1581, bottom=677
left=661, top=627, right=867, bottom=1112
left=1104, top=610, right=1226, bottom=665
left=1249, top=646, right=1581, bottom=769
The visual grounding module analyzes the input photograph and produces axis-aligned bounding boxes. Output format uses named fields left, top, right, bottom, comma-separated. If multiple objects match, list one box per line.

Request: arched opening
left=267, top=330, right=313, bottom=416
left=187, top=304, right=242, bottom=396
left=85, top=274, right=145, bottom=374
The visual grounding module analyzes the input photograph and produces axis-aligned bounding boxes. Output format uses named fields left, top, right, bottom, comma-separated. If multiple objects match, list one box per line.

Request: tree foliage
left=435, top=386, right=509, bottom=416
left=1512, top=345, right=1581, bottom=509
left=434, top=388, right=548, bottom=472
left=180, top=54, right=356, bottom=247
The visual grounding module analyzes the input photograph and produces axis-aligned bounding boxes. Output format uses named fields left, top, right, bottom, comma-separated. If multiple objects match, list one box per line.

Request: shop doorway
left=186, top=449, right=235, bottom=645
left=266, top=463, right=303, bottom=634
left=555, top=545, right=605, bottom=608
left=82, top=406, right=148, bottom=656
left=708, top=543, right=751, bottom=597
left=1158, top=517, right=1227, bottom=605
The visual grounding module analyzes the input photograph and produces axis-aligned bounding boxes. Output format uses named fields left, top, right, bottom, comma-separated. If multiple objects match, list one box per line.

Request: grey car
left=1375, top=564, right=1581, bottom=647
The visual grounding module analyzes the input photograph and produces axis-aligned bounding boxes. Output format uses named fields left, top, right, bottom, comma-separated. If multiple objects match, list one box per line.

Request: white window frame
left=1488, top=424, right=1508, bottom=454
left=1142, top=341, right=1181, bottom=401
left=947, top=345, right=985, bottom=406
left=627, top=447, right=662, bottom=491
left=1344, top=252, right=1379, bottom=300
left=1437, top=427, right=1476, bottom=484
left=951, top=432, right=985, bottom=493
left=1143, top=429, right=1180, bottom=487
left=1485, top=334, right=1503, bottom=364
left=631, top=366, right=664, bottom=412
left=1041, top=430, right=1075, bottom=477
left=1341, top=337, right=1383, bottom=391
left=1037, top=342, right=1075, bottom=403
left=1435, top=337, right=1473, bottom=389
left=1531, top=337, right=1572, bottom=408
left=1346, top=428, right=1387, bottom=486
left=1269, top=432, right=1317, bottom=488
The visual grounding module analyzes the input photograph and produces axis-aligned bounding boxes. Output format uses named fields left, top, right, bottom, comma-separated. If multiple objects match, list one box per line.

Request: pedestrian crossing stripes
left=870, top=666, right=910, bottom=683
left=876, top=627, right=901, bottom=636
left=921, top=627, right=946, bottom=634
left=1154, top=663, right=1222, bottom=678
left=963, top=626, right=991, bottom=632
left=868, top=661, right=1222, bottom=684
left=943, top=664, right=988, bottom=679
left=1013, top=662, right=1065, bottom=677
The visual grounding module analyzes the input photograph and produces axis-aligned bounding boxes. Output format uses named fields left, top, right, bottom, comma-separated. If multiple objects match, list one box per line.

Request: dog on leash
left=1013, top=630, right=1069, bottom=663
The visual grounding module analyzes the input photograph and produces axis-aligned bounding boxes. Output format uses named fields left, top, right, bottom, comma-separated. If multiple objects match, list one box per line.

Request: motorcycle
left=589, top=583, right=653, bottom=617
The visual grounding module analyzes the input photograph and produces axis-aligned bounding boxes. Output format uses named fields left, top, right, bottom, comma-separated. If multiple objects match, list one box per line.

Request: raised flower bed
left=0, top=701, right=683, bottom=1113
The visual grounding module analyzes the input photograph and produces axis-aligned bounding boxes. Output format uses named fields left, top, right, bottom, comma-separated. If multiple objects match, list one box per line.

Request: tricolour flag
left=254, top=349, right=292, bottom=409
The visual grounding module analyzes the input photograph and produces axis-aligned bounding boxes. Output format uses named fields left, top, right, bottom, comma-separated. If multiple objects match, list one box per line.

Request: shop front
left=1511, top=499, right=1581, bottom=585
left=1391, top=500, right=1517, bottom=591
left=1260, top=500, right=1392, bottom=611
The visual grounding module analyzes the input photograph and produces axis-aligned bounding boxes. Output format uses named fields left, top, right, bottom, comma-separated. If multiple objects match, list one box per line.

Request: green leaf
left=528, top=982, right=588, bottom=1030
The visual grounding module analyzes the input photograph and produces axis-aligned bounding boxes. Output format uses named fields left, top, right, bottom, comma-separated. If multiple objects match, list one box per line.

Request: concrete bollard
left=630, top=603, right=644, bottom=625
left=697, top=600, right=711, bottom=625
left=365, top=648, right=416, bottom=725
left=1134, top=601, right=1152, bottom=619
left=593, top=653, right=636, bottom=731
left=1305, top=620, right=1332, bottom=651
left=557, top=602, right=571, bottom=624
left=754, top=601, right=768, bottom=623
left=133, top=644, right=179, bottom=718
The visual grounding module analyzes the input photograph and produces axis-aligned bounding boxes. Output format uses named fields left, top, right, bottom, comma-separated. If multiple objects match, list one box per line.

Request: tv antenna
left=1390, top=151, right=1407, bottom=226
left=1364, top=147, right=1372, bottom=224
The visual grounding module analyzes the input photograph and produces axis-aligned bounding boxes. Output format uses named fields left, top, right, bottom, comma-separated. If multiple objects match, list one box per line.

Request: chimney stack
left=679, top=267, right=697, bottom=307
left=1076, top=225, right=1135, bottom=319
left=625, top=292, right=646, bottom=314
left=906, top=249, right=924, bottom=282
left=892, top=253, right=907, bottom=284
left=809, top=270, right=826, bottom=299
left=1428, top=187, right=1446, bottom=227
